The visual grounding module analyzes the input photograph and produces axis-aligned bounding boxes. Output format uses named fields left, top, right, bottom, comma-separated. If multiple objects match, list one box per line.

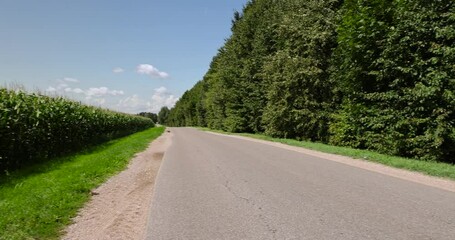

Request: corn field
left=0, top=88, right=155, bottom=172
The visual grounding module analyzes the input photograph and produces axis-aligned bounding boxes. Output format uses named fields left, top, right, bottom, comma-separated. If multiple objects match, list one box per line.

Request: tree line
left=137, top=107, right=170, bottom=125
left=166, top=0, right=454, bottom=163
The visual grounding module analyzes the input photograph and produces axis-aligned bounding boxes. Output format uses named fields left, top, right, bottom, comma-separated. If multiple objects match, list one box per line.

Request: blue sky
left=0, top=0, right=247, bottom=113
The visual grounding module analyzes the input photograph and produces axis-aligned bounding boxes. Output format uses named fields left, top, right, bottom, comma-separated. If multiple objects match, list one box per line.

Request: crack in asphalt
left=222, top=179, right=251, bottom=203
left=217, top=166, right=278, bottom=239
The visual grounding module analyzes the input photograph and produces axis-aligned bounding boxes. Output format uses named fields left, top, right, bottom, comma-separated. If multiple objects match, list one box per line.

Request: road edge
left=205, top=130, right=455, bottom=193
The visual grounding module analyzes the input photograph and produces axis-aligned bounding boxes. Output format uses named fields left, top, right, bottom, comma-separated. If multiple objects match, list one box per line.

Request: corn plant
left=0, top=88, right=154, bottom=172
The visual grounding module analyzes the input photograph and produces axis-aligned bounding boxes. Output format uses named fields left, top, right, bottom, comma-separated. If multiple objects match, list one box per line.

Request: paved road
left=146, top=128, right=455, bottom=239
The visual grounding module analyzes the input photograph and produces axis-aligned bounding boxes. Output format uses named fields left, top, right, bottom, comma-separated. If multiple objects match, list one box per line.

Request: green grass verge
left=199, top=128, right=455, bottom=181
left=0, top=127, right=165, bottom=240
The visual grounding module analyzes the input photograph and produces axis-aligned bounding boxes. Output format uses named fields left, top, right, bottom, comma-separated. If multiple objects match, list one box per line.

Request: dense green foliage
left=158, top=106, right=170, bottom=124
left=261, top=0, right=341, bottom=141
left=332, top=0, right=455, bottom=161
left=0, top=88, right=155, bottom=172
left=0, top=127, right=164, bottom=240
left=137, top=112, right=158, bottom=123
left=167, top=0, right=454, bottom=163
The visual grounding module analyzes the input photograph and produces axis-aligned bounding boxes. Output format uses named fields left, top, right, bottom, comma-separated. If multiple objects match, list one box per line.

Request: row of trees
left=137, top=107, right=170, bottom=125
left=167, top=0, right=454, bottom=163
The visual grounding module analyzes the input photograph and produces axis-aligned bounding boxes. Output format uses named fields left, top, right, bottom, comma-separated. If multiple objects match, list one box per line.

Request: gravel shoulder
left=63, top=130, right=173, bottom=240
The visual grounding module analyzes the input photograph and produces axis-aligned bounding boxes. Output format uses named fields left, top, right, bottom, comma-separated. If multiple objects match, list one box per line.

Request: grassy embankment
left=0, top=127, right=165, bottom=240
left=200, top=128, right=455, bottom=181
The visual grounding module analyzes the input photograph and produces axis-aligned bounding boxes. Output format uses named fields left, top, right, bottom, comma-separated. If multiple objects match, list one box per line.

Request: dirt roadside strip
left=63, top=130, right=173, bottom=240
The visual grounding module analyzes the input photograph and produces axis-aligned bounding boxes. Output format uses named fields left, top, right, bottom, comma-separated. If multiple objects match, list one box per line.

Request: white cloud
left=72, top=88, right=84, bottom=94
left=113, top=67, right=124, bottom=73
left=46, top=86, right=57, bottom=92
left=62, top=77, right=79, bottom=83
left=118, top=95, right=142, bottom=110
left=116, top=86, right=178, bottom=113
left=46, top=83, right=68, bottom=93
left=93, top=98, right=106, bottom=105
left=64, top=87, right=85, bottom=94
left=47, top=83, right=124, bottom=99
left=150, top=86, right=178, bottom=111
left=58, top=83, right=69, bottom=89
left=45, top=77, right=125, bottom=109
left=85, top=87, right=124, bottom=98
left=136, top=64, right=169, bottom=79
left=155, top=86, right=167, bottom=94
left=56, top=77, right=79, bottom=84
left=46, top=77, right=78, bottom=93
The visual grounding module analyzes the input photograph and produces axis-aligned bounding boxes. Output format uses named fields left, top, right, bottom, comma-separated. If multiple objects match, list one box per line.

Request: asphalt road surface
left=146, top=128, right=455, bottom=240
